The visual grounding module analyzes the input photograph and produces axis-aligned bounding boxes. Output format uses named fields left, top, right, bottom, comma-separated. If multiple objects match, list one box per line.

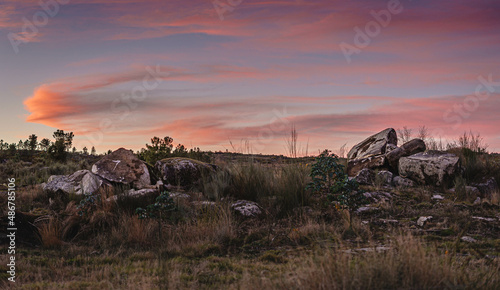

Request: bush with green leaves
left=77, top=192, right=100, bottom=217
left=136, top=191, right=177, bottom=241
left=307, top=150, right=366, bottom=226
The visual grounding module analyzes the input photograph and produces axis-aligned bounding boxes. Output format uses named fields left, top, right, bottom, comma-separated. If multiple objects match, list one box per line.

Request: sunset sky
left=1, top=0, right=500, bottom=154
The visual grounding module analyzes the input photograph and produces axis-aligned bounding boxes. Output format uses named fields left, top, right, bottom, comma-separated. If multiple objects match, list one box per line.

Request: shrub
left=307, top=150, right=366, bottom=227
left=136, top=191, right=177, bottom=241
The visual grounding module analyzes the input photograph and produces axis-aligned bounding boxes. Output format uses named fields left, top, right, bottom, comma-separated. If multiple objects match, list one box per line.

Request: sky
left=1, top=0, right=500, bottom=154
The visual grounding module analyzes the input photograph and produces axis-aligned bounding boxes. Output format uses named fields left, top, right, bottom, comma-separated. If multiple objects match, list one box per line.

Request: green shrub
left=307, top=150, right=366, bottom=227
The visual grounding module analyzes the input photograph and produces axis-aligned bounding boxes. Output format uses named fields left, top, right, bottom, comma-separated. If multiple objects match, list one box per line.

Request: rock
left=43, top=170, right=112, bottom=196
left=386, top=139, right=426, bottom=173
left=231, top=200, right=262, bottom=218
left=347, top=128, right=398, bottom=160
left=473, top=197, right=481, bottom=205
left=472, top=177, right=499, bottom=198
left=417, top=216, right=432, bottom=227
left=393, top=176, right=415, bottom=188
left=461, top=236, right=477, bottom=243
left=108, top=188, right=158, bottom=201
left=432, top=194, right=444, bottom=200
left=399, top=151, right=460, bottom=187
left=472, top=216, right=497, bottom=222
left=347, top=155, right=386, bottom=177
left=354, top=168, right=375, bottom=185
left=375, top=170, right=393, bottom=187
left=155, top=157, right=216, bottom=187
left=356, top=206, right=380, bottom=214
left=92, top=148, right=151, bottom=189
left=343, top=246, right=391, bottom=254
left=449, top=186, right=481, bottom=197
left=363, top=191, right=392, bottom=203
left=170, top=192, right=191, bottom=200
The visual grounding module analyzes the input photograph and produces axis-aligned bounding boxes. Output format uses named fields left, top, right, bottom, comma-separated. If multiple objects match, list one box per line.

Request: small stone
left=231, top=200, right=262, bottom=218
left=432, top=194, right=444, bottom=200
left=393, top=176, right=415, bottom=188
left=461, top=236, right=477, bottom=243
left=417, top=216, right=432, bottom=227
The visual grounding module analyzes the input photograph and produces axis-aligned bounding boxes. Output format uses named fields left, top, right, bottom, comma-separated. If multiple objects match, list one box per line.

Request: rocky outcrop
left=155, top=157, right=216, bottom=187
left=43, top=170, right=112, bottom=196
left=347, top=155, right=386, bottom=177
left=386, top=139, right=426, bottom=173
left=399, top=151, right=460, bottom=187
left=347, top=128, right=397, bottom=160
left=92, top=148, right=151, bottom=189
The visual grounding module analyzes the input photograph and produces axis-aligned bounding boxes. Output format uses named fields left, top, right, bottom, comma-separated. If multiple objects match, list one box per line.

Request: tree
left=39, top=138, right=51, bottom=151
left=91, top=146, right=96, bottom=155
left=48, top=139, right=67, bottom=161
left=83, top=146, right=88, bottom=155
left=52, top=129, right=74, bottom=151
left=140, top=136, right=175, bottom=164
left=72, top=147, right=77, bottom=153
left=8, top=143, right=16, bottom=154
left=64, top=132, right=74, bottom=151
left=28, top=134, right=38, bottom=151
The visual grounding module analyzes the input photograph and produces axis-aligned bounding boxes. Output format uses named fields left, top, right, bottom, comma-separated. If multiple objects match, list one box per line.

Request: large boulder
left=155, top=157, right=216, bottom=187
left=92, top=148, right=151, bottom=189
left=399, top=151, right=460, bottom=187
left=43, top=170, right=112, bottom=196
left=347, top=155, right=386, bottom=177
left=347, top=128, right=397, bottom=160
left=386, top=139, right=426, bottom=173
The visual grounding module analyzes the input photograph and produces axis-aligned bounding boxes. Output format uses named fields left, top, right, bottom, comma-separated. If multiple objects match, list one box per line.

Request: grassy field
left=1, top=151, right=499, bottom=289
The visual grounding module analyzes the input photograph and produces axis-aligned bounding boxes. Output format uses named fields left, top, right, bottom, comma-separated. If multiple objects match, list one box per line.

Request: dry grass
left=37, top=217, right=63, bottom=249
left=259, top=233, right=500, bottom=290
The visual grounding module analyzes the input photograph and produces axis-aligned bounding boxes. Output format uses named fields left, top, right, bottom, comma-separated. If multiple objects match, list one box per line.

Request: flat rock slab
left=92, top=148, right=151, bottom=189
left=399, top=151, right=460, bottom=187
left=347, top=128, right=397, bottom=160
left=43, top=170, right=111, bottom=196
